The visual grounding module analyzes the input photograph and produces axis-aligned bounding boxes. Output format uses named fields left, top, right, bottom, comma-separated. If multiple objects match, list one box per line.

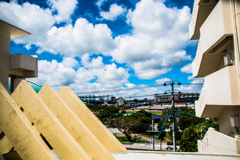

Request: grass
left=124, top=110, right=162, bottom=115
left=165, top=133, right=172, bottom=139
left=142, top=134, right=152, bottom=138
left=117, top=136, right=147, bottom=144
left=148, top=112, right=162, bottom=115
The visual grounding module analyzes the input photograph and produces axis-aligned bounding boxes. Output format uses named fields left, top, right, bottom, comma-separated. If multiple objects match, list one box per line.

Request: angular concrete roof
left=0, top=20, right=30, bottom=38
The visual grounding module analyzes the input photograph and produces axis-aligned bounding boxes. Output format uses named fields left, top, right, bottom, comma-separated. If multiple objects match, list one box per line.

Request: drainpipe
left=230, top=0, right=240, bottom=94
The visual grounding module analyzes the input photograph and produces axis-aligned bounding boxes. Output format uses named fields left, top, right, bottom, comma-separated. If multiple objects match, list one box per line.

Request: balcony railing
left=198, top=128, right=240, bottom=154
left=192, top=0, right=233, bottom=77
left=195, top=66, right=240, bottom=118
left=9, top=53, right=38, bottom=78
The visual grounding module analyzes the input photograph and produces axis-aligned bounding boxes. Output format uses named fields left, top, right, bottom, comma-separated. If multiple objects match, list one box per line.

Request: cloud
left=96, top=0, right=107, bottom=8
left=30, top=60, right=77, bottom=88
left=0, top=1, right=54, bottom=44
left=100, top=3, right=127, bottom=21
left=47, top=0, right=78, bottom=22
left=81, top=54, right=105, bottom=69
left=93, top=63, right=129, bottom=87
left=0, top=0, right=195, bottom=97
left=25, top=44, right=32, bottom=50
left=180, top=63, right=192, bottom=73
left=0, top=1, right=114, bottom=57
left=29, top=58, right=129, bottom=93
left=62, top=57, right=79, bottom=68
left=38, top=18, right=115, bottom=56
left=156, top=78, right=171, bottom=84
left=191, top=78, right=204, bottom=84
left=110, top=0, right=192, bottom=79
left=175, top=78, right=204, bottom=93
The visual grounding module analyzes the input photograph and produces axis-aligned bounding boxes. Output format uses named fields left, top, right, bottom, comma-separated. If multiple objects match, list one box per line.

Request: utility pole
left=147, top=119, right=158, bottom=151
left=152, top=119, right=155, bottom=151
left=163, top=81, right=181, bottom=152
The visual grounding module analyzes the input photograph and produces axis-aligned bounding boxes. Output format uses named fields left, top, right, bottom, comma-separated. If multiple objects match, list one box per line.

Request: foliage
left=159, top=107, right=219, bottom=152
left=180, top=127, right=202, bottom=152
left=117, top=136, right=146, bottom=143
left=195, top=118, right=219, bottom=137
left=157, top=118, right=166, bottom=140
left=97, top=105, right=120, bottom=127
left=114, top=110, right=151, bottom=141
left=86, top=103, right=105, bottom=112
left=113, top=115, right=140, bottom=142
left=129, top=110, right=151, bottom=133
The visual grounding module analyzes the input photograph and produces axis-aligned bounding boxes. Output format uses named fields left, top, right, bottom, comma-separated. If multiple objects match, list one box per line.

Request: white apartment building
left=189, top=0, right=240, bottom=154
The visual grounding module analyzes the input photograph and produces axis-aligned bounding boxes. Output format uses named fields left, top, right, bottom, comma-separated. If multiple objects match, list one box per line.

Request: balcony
left=195, top=66, right=240, bottom=118
left=189, top=0, right=217, bottom=40
left=198, top=128, right=240, bottom=154
left=192, top=0, right=233, bottom=77
left=9, top=53, right=38, bottom=78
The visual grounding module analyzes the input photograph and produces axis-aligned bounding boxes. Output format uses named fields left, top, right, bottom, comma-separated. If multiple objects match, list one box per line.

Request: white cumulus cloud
left=0, top=1, right=114, bottom=57
left=47, top=0, right=78, bottom=23
left=110, top=0, right=192, bottom=79
left=29, top=58, right=129, bottom=93
left=0, top=1, right=54, bottom=45
left=96, top=0, right=107, bottom=8
left=38, top=18, right=115, bottom=56
left=62, top=57, right=79, bottom=68
left=31, top=60, right=77, bottom=87
left=181, top=63, right=192, bottom=73
left=156, top=78, right=171, bottom=84
left=100, top=3, right=127, bottom=21
left=81, top=54, right=105, bottom=69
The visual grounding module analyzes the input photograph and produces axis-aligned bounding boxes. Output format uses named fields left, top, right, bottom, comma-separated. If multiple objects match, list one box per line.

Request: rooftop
left=111, top=151, right=240, bottom=160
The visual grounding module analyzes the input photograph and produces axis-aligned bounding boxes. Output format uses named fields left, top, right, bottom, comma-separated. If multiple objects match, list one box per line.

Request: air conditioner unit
left=230, top=115, right=239, bottom=128
left=224, top=53, right=233, bottom=66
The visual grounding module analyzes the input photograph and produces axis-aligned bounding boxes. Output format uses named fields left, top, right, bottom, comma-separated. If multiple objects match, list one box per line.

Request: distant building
left=154, top=92, right=199, bottom=103
left=189, top=0, right=240, bottom=154
left=116, top=97, right=125, bottom=107
left=151, top=92, right=199, bottom=110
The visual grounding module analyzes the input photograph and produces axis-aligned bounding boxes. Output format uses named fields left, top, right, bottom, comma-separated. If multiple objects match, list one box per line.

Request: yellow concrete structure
left=0, top=83, right=57, bottom=160
left=0, top=133, right=13, bottom=154
left=11, top=80, right=91, bottom=160
left=189, top=0, right=240, bottom=154
left=58, top=86, right=127, bottom=152
left=38, top=83, right=115, bottom=160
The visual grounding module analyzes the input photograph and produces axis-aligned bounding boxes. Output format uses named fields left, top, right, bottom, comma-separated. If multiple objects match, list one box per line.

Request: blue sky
left=0, top=0, right=203, bottom=98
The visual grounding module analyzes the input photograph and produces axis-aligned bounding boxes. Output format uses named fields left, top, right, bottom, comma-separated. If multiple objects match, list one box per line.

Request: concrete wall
left=0, top=30, right=10, bottom=90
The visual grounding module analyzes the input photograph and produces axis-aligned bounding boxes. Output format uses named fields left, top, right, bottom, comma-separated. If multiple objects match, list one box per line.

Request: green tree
left=114, top=110, right=151, bottom=141
left=179, top=118, right=219, bottom=152
left=180, top=127, right=201, bottom=152
left=129, top=110, right=151, bottom=133
left=114, top=116, right=140, bottom=142
left=97, top=106, right=120, bottom=127
left=195, top=118, right=219, bottom=137
left=86, top=103, right=104, bottom=112
left=158, top=107, right=219, bottom=152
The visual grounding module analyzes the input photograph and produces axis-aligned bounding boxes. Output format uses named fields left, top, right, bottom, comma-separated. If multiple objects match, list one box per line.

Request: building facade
left=154, top=92, right=199, bottom=103
left=189, top=0, right=240, bottom=154
left=0, top=20, right=38, bottom=92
